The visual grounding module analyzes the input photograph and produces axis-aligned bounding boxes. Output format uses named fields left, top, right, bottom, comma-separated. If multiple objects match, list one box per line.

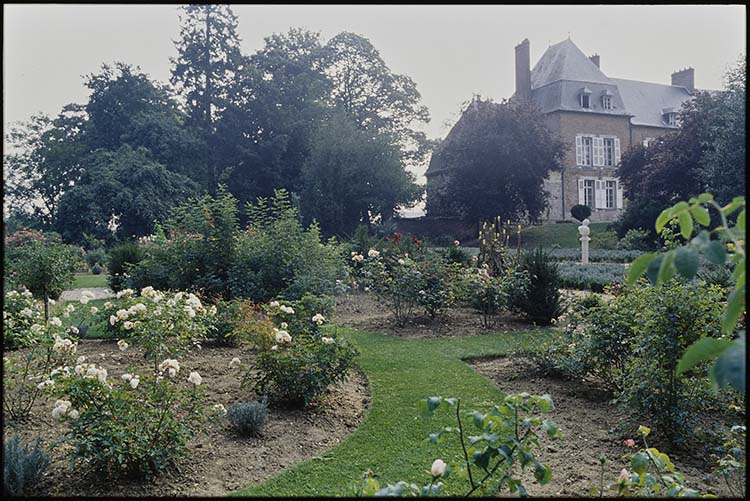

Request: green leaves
left=708, top=333, right=745, bottom=392
left=534, top=461, right=552, bottom=485
left=676, top=337, right=733, bottom=376
left=627, top=253, right=655, bottom=285
left=672, top=247, right=699, bottom=280
left=631, top=452, right=650, bottom=475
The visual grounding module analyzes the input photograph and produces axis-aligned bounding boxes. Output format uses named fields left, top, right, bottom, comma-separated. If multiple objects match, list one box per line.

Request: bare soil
left=469, top=357, right=740, bottom=497
left=4, top=339, right=370, bottom=497
left=333, top=292, right=545, bottom=339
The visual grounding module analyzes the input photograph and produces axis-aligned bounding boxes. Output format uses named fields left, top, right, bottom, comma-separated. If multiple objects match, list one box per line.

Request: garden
left=2, top=190, right=745, bottom=498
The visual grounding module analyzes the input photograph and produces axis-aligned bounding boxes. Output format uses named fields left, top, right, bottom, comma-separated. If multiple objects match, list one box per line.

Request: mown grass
left=71, top=273, right=109, bottom=289
left=234, top=326, right=552, bottom=497
left=512, top=222, right=611, bottom=249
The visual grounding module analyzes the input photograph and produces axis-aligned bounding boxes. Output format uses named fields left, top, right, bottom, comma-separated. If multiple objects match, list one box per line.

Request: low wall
left=392, top=217, right=477, bottom=242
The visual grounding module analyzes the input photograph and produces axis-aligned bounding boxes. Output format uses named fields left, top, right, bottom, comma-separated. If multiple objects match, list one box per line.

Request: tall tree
left=83, top=62, right=207, bottom=182
left=300, top=111, right=423, bottom=236
left=4, top=106, right=88, bottom=229
left=432, top=97, right=565, bottom=224
left=321, top=32, right=431, bottom=164
left=55, top=146, right=199, bottom=244
left=615, top=56, right=746, bottom=239
left=170, top=4, right=244, bottom=128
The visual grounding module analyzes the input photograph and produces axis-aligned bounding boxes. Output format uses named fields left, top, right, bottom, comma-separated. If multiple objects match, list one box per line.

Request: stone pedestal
left=578, top=218, right=591, bottom=264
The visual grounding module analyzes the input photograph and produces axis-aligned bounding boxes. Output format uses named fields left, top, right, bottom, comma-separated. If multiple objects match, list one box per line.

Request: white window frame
left=605, top=180, right=616, bottom=208
left=602, top=95, right=612, bottom=110
left=603, top=138, right=615, bottom=166
left=581, top=136, right=593, bottom=166
left=580, top=94, right=590, bottom=109
left=665, top=113, right=677, bottom=126
left=583, top=179, right=595, bottom=207
left=643, top=137, right=654, bottom=148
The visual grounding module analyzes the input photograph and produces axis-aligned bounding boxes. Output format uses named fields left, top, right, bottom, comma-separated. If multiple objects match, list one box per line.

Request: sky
left=3, top=3, right=746, bottom=192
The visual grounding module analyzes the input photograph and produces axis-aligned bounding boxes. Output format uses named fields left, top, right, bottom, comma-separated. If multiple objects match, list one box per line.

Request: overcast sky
left=3, top=4, right=746, bottom=185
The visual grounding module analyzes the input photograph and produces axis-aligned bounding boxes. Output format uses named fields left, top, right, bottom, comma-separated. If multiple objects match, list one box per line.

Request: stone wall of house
left=630, top=124, right=675, bottom=147
left=546, top=111, right=633, bottom=223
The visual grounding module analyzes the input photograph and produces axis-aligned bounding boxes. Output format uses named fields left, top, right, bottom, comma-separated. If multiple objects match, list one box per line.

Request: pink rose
left=624, top=439, right=636, bottom=448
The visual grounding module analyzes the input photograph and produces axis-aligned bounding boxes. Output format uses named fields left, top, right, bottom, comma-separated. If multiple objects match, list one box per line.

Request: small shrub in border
left=226, top=400, right=269, bottom=437
left=512, top=247, right=563, bottom=325
left=3, top=434, right=50, bottom=496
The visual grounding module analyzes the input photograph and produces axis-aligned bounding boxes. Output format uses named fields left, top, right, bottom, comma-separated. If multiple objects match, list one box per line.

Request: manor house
left=426, top=38, right=697, bottom=222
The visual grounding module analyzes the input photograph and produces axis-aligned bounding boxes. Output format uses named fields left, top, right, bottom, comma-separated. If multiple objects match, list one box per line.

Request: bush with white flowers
left=3, top=313, right=77, bottom=420
left=3, top=288, right=45, bottom=349
left=96, top=288, right=215, bottom=368
left=246, top=295, right=358, bottom=408
left=47, top=353, right=214, bottom=479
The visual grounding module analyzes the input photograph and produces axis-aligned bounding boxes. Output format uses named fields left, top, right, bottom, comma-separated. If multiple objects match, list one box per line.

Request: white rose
left=269, top=300, right=280, bottom=308
left=129, top=377, right=139, bottom=389
left=321, top=337, right=335, bottom=345
left=229, top=357, right=241, bottom=369
left=280, top=322, right=288, bottom=329
left=368, top=249, right=380, bottom=258
left=50, top=317, right=62, bottom=327
left=117, top=339, right=129, bottom=352
left=68, top=409, right=80, bottom=420
left=90, top=306, right=99, bottom=314
left=121, top=373, right=133, bottom=381
left=431, top=459, right=447, bottom=477
left=212, top=403, right=227, bottom=416
left=312, top=313, right=325, bottom=325
left=187, top=371, right=202, bottom=386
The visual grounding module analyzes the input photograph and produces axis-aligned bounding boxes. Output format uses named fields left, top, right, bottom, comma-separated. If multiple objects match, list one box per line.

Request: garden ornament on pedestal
left=578, top=218, right=590, bottom=264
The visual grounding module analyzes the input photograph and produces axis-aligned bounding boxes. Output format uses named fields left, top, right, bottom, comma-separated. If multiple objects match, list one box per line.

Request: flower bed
left=547, top=248, right=641, bottom=263
left=557, top=262, right=626, bottom=292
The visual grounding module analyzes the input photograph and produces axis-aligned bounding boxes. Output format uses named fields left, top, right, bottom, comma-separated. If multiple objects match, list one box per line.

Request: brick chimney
left=671, top=67, right=695, bottom=93
left=515, top=38, right=531, bottom=101
left=589, top=54, right=600, bottom=68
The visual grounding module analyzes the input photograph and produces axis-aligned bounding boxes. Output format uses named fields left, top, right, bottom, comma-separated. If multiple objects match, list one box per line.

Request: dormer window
left=580, top=87, right=592, bottom=109
left=662, top=107, right=678, bottom=126
left=601, top=89, right=614, bottom=110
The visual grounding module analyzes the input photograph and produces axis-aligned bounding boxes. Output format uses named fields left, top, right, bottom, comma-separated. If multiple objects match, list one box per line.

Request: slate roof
left=530, top=39, right=612, bottom=88
left=527, top=38, right=694, bottom=128
left=611, top=78, right=692, bottom=128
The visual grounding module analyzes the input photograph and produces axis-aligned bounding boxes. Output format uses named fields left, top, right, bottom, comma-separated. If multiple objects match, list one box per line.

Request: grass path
left=71, top=273, right=109, bottom=289
left=234, top=327, right=551, bottom=497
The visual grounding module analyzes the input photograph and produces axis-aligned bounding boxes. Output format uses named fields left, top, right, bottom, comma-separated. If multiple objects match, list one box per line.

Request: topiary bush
left=570, top=204, right=591, bottom=222
left=106, top=241, right=144, bottom=292
left=85, top=248, right=108, bottom=271
left=617, top=228, right=656, bottom=251
left=512, top=247, right=563, bottom=325
left=91, top=263, right=104, bottom=275
left=3, top=434, right=50, bottom=496
left=226, top=400, right=268, bottom=437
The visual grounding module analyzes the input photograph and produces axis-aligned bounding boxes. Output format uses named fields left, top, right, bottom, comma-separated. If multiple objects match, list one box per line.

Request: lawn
left=71, top=273, right=109, bottom=289
left=513, top=222, right=611, bottom=249
left=55, top=298, right=115, bottom=339
left=234, top=326, right=552, bottom=497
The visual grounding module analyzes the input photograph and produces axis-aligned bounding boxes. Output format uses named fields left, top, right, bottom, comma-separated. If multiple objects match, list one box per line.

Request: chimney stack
left=671, top=67, right=695, bottom=93
left=515, top=38, right=531, bottom=102
left=589, top=54, right=600, bottom=68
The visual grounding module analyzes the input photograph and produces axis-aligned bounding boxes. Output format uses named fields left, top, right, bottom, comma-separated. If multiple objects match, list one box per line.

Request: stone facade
left=426, top=38, right=695, bottom=223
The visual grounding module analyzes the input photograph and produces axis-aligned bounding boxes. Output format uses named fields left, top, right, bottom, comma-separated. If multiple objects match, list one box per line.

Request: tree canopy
left=430, top=97, right=565, bottom=224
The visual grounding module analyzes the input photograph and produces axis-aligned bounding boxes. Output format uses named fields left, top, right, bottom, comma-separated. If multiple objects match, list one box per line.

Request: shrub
left=106, top=241, right=144, bottom=292
left=85, top=248, right=107, bottom=270
left=205, top=300, right=243, bottom=346
left=590, top=229, right=619, bottom=249
left=619, top=281, right=726, bottom=445
left=3, top=288, right=45, bottom=349
left=617, top=228, right=656, bottom=251
left=361, top=253, right=424, bottom=325
left=247, top=332, right=359, bottom=408
left=226, top=400, right=268, bottom=437
left=570, top=204, right=591, bottom=222
left=3, top=315, right=78, bottom=420
left=228, top=190, right=348, bottom=302
left=557, top=262, right=626, bottom=292
left=3, top=434, right=50, bottom=496
left=456, top=266, right=527, bottom=328
left=49, top=356, right=215, bottom=479
left=439, top=246, right=472, bottom=266
left=415, top=254, right=456, bottom=319
left=96, top=288, right=214, bottom=367
left=5, top=239, right=82, bottom=312
left=512, top=248, right=563, bottom=325
left=91, top=263, right=103, bottom=275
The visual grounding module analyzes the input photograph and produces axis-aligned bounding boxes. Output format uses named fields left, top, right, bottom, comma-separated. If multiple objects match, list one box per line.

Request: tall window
left=603, top=138, right=615, bottom=166
left=581, top=94, right=590, bottom=108
left=602, top=95, right=612, bottom=110
left=582, top=137, right=593, bottom=166
left=584, top=179, right=595, bottom=207
left=665, top=113, right=677, bottom=126
left=605, top=180, right=616, bottom=208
